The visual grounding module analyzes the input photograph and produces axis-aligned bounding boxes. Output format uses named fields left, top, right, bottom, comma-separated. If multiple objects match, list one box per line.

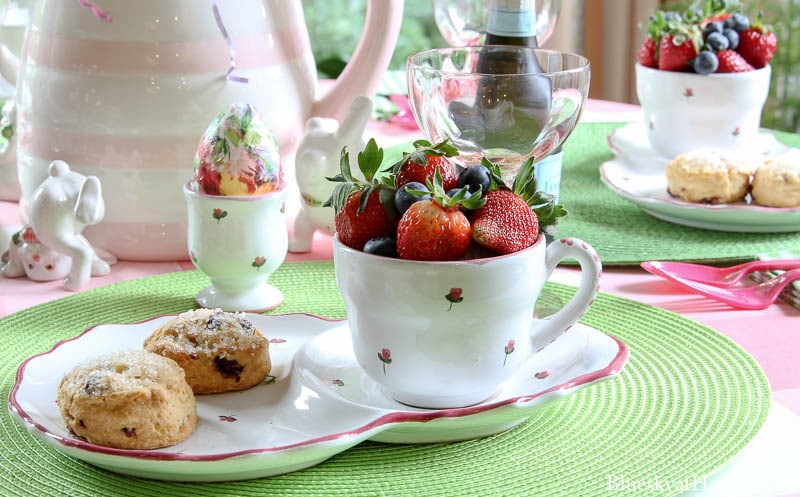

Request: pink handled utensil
left=641, top=264, right=800, bottom=310
left=641, top=259, right=800, bottom=288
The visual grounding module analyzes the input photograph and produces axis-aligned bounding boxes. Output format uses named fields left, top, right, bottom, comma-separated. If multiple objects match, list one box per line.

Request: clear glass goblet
left=432, top=0, right=561, bottom=47
left=406, top=46, right=590, bottom=184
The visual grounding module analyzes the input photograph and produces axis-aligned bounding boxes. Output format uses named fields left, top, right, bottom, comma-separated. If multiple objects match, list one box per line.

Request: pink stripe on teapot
left=0, top=0, right=403, bottom=262
left=25, top=26, right=310, bottom=74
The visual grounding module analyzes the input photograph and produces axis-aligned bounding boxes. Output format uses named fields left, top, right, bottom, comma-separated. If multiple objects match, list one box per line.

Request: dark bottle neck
left=483, top=33, right=539, bottom=48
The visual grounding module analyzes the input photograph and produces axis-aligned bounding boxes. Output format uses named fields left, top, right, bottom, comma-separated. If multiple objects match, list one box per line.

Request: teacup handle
left=530, top=237, right=602, bottom=352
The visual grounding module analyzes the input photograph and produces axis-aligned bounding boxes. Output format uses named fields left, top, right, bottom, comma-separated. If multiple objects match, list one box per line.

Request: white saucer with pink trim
left=9, top=313, right=627, bottom=482
left=601, top=122, right=800, bottom=233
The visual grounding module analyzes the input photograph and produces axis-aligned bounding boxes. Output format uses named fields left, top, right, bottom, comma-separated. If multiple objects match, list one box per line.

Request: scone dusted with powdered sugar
left=56, top=350, right=198, bottom=449
left=144, top=308, right=271, bottom=394
left=666, top=148, right=755, bottom=204
left=751, top=153, right=800, bottom=208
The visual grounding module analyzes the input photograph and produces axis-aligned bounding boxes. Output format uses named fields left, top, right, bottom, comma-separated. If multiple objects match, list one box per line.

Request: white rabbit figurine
left=24, top=160, right=115, bottom=291
left=289, top=95, right=372, bottom=253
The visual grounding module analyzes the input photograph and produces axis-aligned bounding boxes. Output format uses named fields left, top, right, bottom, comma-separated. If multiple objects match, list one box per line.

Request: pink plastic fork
left=641, top=259, right=800, bottom=288
left=642, top=264, right=800, bottom=310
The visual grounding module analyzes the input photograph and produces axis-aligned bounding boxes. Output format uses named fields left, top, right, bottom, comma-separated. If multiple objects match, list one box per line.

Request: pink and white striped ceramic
left=2, top=0, right=402, bottom=260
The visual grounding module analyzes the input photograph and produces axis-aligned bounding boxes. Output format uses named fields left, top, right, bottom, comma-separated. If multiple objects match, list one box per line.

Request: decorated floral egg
left=193, top=103, right=283, bottom=195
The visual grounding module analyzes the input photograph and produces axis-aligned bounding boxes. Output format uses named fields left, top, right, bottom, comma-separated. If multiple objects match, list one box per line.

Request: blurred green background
left=302, top=0, right=448, bottom=79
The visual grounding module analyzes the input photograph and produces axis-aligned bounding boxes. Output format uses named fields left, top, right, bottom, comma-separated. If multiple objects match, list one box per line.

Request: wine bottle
left=477, top=0, right=563, bottom=200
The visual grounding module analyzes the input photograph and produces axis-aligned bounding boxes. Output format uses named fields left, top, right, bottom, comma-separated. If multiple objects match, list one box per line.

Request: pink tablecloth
left=2, top=99, right=799, bottom=496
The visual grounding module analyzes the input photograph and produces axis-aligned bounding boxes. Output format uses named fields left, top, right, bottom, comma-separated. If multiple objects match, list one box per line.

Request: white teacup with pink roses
left=333, top=233, right=602, bottom=409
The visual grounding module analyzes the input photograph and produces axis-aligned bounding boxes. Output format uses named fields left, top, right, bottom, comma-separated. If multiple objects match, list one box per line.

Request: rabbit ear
left=74, top=176, right=104, bottom=225
left=335, top=95, right=372, bottom=142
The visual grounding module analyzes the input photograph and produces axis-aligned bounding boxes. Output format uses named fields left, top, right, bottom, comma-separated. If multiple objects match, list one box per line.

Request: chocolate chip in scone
left=214, top=355, right=243, bottom=381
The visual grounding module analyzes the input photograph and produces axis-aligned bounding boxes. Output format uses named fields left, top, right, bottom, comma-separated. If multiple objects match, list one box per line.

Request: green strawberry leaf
left=429, top=139, right=459, bottom=157
left=325, top=138, right=394, bottom=215
left=393, top=138, right=458, bottom=176
left=529, top=191, right=568, bottom=230
left=426, top=167, right=486, bottom=210
left=511, top=157, right=540, bottom=203
left=323, top=182, right=353, bottom=214
left=358, top=185, right=375, bottom=214
left=357, top=138, right=385, bottom=182
left=480, top=157, right=506, bottom=190
left=379, top=185, right=398, bottom=220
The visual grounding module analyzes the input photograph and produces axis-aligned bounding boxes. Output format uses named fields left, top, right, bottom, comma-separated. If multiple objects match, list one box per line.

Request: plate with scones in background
left=601, top=124, right=800, bottom=233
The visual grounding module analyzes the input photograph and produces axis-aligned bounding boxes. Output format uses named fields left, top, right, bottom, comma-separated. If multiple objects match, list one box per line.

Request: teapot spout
left=311, top=0, right=403, bottom=122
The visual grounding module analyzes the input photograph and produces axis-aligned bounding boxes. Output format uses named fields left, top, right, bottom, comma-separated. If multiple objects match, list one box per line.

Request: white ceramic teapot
left=0, top=0, right=403, bottom=261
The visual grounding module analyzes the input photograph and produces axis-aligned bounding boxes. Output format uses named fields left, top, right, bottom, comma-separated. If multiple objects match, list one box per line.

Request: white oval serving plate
left=9, top=313, right=628, bottom=482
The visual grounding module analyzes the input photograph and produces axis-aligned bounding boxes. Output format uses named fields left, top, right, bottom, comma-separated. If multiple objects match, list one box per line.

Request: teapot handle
left=311, top=0, right=403, bottom=122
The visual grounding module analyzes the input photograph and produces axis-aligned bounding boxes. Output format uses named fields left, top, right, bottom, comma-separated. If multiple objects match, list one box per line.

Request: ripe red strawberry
left=471, top=189, right=538, bottom=255
left=637, top=11, right=667, bottom=68
left=637, top=38, right=658, bottom=68
left=335, top=190, right=397, bottom=251
left=658, top=31, right=701, bottom=71
left=326, top=138, right=398, bottom=250
left=393, top=139, right=459, bottom=191
left=717, top=49, right=754, bottom=73
left=738, top=26, right=777, bottom=69
left=396, top=168, right=485, bottom=261
left=471, top=157, right=566, bottom=254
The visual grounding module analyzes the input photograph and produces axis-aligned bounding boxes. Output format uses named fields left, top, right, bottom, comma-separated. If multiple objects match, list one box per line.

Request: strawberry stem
left=423, top=167, right=486, bottom=210
left=324, top=138, right=396, bottom=217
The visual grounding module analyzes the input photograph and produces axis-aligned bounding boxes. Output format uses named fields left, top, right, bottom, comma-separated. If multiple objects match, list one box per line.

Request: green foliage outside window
left=302, top=0, right=447, bottom=78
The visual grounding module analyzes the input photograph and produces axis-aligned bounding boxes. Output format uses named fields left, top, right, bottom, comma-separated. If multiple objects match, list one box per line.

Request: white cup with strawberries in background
left=328, top=138, right=601, bottom=409
left=635, top=3, right=777, bottom=159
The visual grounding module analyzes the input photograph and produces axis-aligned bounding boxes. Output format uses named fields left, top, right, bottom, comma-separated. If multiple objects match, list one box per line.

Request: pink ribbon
left=78, top=0, right=112, bottom=23
left=210, top=1, right=248, bottom=84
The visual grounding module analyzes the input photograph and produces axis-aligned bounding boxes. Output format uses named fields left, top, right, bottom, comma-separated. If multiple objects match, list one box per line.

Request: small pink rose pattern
left=252, top=256, right=266, bottom=270
left=534, top=371, right=549, bottom=379
left=219, top=415, right=237, bottom=422
left=331, top=379, right=344, bottom=386
left=503, top=339, right=515, bottom=366
left=445, top=287, right=464, bottom=311
left=378, top=348, right=392, bottom=374
left=212, top=208, right=228, bottom=222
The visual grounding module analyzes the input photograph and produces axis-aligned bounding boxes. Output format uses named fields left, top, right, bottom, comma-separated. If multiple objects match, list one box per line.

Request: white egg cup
left=184, top=182, right=288, bottom=312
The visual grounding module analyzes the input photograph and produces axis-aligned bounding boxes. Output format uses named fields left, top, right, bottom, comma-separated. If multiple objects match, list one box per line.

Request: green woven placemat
left=1, top=262, right=770, bottom=496
left=555, top=122, right=800, bottom=264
